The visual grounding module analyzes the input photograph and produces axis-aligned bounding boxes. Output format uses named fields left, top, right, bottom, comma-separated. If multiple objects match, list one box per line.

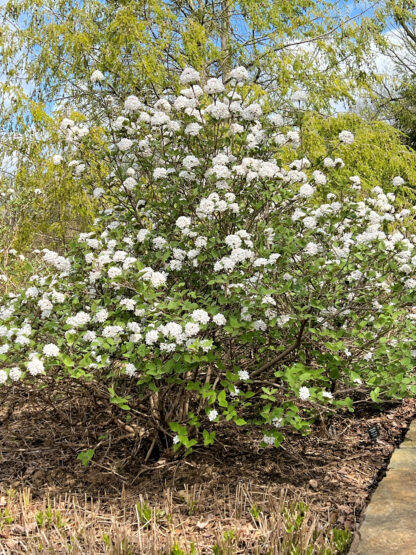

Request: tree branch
left=250, top=319, right=307, bottom=378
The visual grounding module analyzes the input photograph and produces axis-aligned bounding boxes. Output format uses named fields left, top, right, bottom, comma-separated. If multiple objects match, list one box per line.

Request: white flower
left=195, top=236, right=207, bottom=248
left=113, top=250, right=127, bottom=262
left=125, top=363, right=137, bottom=377
left=27, top=355, right=44, bottom=376
left=66, top=311, right=91, bottom=328
left=225, top=234, right=242, bottom=249
left=230, top=123, right=244, bottom=134
left=112, top=116, right=128, bottom=130
left=120, top=298, right=136, bottom=311
left=185, top=322, right=200, bottom=337
left=42, top=249, right=71, bottom=272
left=118, top=138, right=133, bottom=151
left=154, top=98, right=171, bottom=113
left=339, top=130, right=354, bottom=144
left=393, top=176, right=405, bottom=187
left=242, top=103, right=262, bottom=121
left=304, top=242, right=318, bottom=256
left=204, top=78, right=225, bottom=95
left=299, top=386, right=310, bottom=400
left=150, top=272, right=167, bottom=287
left=102, top=325, right=123, bottom=338
left=60, top=117, right=74, bottom=131
left=273, top=133, right=286, bottom=146
left=83, top=330, right=97, bottom=342
left=124, top=95, right=142, bottom=112
left=322, top=390, right=333, bottom=400
left=213, top=313, right=226, bottom=326
left=153, top=167, right=168, bottom=180
left=43, top=343, right=59, bottom=357
left=238, top=370, right=250, bottom=381
left=53, top=154, right=63, bottom=165
left=287, top=130, right=300, bottom=145
left=303, top=216, right=317, bottom=229
left=191, top=309, right=210, bottom=324
left=38, top=298, right=53, bottom=313
left=151, top=111, right=170, bottom=126
left=299, top=183, right=315, bottom=198
left=0, top=370, right=7, bottom=384
left=90, top=70, right=104, bottom=83
left=176, top=216, right=191, bottom=230
left=228, top=66, right=249, bottom=82
left=9, top=367, right=22, bottom=381
left=269, top=113, right=284, bottom=126
left=145, top=330, right=159, bottom=345
left=405, top=278, right=416, bottom=289
left=182, top=155, right=199, bottom=170
left=108, top=266, right=122, bottom=279
left=137, top=229, right=149, bottom=242
left=152, top=236, right=167, bottom=250
left=94, top=308, right=109, bottom=323
left=292, top=90, right=308, bottom=102
left=313, top=170, right=327, bottom=185
left=185, top=122, right=202, bottom=136
left=26, top=286, right=39, bottom=298
left=323, top=157, right=335, bottom=168
left=123, top=177, right=137, bottom=191
left=15, top=335, right=30, bottom=346
left=179, top=67, right=200, bottom=84
left=93, top=187, right=104, bottom=198
left=205, top=101, right=230, bottom=119
left=262, top=435, right=275, bottom=446
left=208, top=408, right=218, bottom=421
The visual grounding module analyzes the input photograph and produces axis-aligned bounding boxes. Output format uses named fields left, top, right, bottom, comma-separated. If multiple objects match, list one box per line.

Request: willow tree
left=357, top=0, right=416, bottom=149
left=0, top=0, right=388, bottom=111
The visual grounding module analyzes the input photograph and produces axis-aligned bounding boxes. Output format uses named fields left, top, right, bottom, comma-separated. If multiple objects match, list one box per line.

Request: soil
left=0, top=382, right=415, bottom=553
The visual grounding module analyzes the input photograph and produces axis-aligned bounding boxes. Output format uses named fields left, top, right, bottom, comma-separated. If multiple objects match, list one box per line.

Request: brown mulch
left=0, top=382, right=415, bottom=550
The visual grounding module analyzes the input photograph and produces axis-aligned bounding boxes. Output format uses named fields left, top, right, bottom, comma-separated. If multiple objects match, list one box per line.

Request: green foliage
left=135, top=500, right=165, bottom=529
left=301, top=112, right=416, bottom=198
left=0, top=0, right=387, bottom=109
left=36, top=507, right=65, bottom=529
left=77, top=448, right=95, bottom=467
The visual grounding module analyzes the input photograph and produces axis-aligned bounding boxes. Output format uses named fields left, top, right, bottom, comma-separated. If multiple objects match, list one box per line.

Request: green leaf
left=370, top=387, right=380, bottom=403
left=77, top=449, right=94, bottom=467
left=61, top=354, right=74, bottom=367
left=217, top=390, right=228, bottom=407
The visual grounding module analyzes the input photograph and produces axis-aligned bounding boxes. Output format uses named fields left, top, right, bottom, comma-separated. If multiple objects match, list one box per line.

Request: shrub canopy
left=1, top=68, right=416, bottom=452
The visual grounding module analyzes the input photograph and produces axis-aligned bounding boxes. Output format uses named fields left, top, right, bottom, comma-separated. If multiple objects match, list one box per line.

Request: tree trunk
left=220, top=0, right=231, bottom=80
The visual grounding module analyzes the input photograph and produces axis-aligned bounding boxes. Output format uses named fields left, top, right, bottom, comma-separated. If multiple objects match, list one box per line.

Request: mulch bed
left=0, top=382, right=415, bottom=548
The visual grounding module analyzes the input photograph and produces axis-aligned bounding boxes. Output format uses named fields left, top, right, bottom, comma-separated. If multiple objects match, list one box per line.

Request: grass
left=0, top=484, right=351, bottom=554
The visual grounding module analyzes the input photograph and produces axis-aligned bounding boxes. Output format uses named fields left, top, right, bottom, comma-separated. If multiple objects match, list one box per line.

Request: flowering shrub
left=1, top=67, right=416, bottom=453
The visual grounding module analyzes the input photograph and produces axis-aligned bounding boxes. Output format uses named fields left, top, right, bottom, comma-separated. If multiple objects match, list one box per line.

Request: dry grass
left=0, top=483, right=350, bottom=554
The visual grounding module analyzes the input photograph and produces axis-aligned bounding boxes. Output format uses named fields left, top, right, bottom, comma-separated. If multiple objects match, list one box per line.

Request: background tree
left=357, top=1, right=416, bottom=149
